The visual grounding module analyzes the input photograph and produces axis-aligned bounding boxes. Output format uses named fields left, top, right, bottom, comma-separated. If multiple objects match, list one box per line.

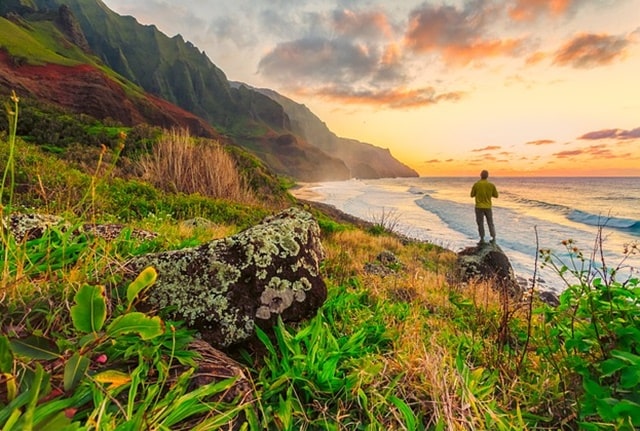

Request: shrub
left=538, top=238, right=640, bottom=430
left=138, top=128, right=256, bottom=204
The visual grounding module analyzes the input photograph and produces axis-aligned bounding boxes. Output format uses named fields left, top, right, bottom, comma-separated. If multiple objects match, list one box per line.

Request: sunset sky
left=101, top=0, right=640, bottom=176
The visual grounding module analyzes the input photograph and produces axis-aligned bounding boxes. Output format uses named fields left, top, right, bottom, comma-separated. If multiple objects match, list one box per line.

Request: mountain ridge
left=251, top=86, right=418, bottom=179
left=1, top=0, right=419, bottom=180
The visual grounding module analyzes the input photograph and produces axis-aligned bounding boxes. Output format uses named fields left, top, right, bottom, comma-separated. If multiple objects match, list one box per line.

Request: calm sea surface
left=297, top=177, right=640, bottom=292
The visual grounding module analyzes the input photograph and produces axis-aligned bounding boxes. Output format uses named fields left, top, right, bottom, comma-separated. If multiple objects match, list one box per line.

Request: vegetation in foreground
left=1, top=94, right=639, bottom=430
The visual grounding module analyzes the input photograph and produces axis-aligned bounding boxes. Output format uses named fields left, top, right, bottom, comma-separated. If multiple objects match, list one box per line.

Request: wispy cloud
left=553, top=32, right=632, bottom=68
left=472, top=145, right=502, bottom=152
left=301, top=86, right=464, bottom=108
left=579, top=127, right=640, bottom=140
left=554, top=149, right=584, bottom=158
left=526, top=139, right=555, bottom=145
left=508, top=0, right=580, bottom=22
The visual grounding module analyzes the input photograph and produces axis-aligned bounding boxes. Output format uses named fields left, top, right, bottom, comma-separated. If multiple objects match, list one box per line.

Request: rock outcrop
left=125, top=207, right=327, bottom=348
left=450, top=242, right=523, bottom=298
left=1, top=213, right=157, bottom=242
left=55, top=4, right=90, bottom=52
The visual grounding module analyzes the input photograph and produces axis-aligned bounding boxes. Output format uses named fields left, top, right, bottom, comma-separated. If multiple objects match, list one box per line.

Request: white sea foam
left=297, top=177, right=640, bottom=293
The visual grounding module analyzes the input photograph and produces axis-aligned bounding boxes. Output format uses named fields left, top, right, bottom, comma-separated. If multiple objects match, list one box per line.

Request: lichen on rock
left=125, top=207, right=327, bottom=347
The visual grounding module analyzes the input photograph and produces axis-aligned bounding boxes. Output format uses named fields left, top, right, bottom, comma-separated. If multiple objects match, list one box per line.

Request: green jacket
left=471, top=179, right=498, bottom=209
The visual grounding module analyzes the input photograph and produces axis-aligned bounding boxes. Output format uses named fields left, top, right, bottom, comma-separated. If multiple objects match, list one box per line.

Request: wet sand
left=289, top=183, right=323, bottom=200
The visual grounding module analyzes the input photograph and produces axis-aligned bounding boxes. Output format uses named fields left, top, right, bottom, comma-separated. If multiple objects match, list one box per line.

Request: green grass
left=2, top=95, right=640, bottom=430
left=0, top=18, right=84, bottom=66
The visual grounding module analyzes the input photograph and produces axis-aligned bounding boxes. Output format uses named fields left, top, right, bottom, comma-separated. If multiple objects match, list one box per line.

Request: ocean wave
left=500, top=191, right=571, bottom=214
left=567, top=210, right=640, bottom=234
left=407, top=186, right=435, bottom=195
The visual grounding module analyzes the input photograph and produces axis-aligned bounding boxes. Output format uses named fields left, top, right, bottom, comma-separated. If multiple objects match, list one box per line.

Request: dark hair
left=480, top=170, right=489, bottom=179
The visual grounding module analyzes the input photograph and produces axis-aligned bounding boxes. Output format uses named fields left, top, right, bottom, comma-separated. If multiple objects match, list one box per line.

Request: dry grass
left=322, top=226, right=528, bottom=429
left=139, top=128, right=256, bottom=204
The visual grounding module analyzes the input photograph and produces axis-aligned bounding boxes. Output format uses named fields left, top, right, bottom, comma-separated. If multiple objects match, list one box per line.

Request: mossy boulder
left=125, top=207, right=327, bottom=347
left=451, top=242, right=523, bottom=298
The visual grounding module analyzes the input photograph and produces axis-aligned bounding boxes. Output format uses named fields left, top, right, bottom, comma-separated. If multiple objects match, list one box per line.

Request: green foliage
left=0, top=265, right=242, bottom=430
left=538, top=242, right=640, bottom=429
left=1, top=225, right=91, bottom=279
left=0, top=17, right=84, bottom=67
left=248, top=280, right=422, bottom=429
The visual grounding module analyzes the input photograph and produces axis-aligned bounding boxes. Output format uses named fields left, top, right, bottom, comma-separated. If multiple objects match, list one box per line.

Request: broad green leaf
left=612, top=400, right=640, bottom=425
left=389, top=395, right=418, bottom=431
left=63, top=353, right=90, bottom=392
left=620, top=365, right=640, bottom=389
left=610, top=350, right=640, bottom=365
left=71, top=284, right=107, bottom=333
left=93, top=370, right=132, bottom=389
left=106, top=312, right=164, bottom=340
left=601, top=358, right=626, bottom=377
left=9, top=336, right=60, bottom=360
left=0, top=335, right=13, bottom=373
left=126, top=266, right=157, bottom=307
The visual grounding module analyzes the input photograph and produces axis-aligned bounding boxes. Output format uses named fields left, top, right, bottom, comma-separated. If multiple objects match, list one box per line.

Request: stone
left=2, top=212, right=157, bottom=242
left=364, top=250, right=402, bottom=277
left=450, top=242, right=523, bottom=298
left=124, top=207, right=327, bottom=348
left=2, top=213, right=65, bottom=242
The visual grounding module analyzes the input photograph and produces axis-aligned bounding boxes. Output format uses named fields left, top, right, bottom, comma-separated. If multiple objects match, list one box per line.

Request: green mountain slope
left=253, top=87, right=419, bottom=179
left=1, top=0, right=416, bottom=180
left=30, top=0, right=289, bottom=136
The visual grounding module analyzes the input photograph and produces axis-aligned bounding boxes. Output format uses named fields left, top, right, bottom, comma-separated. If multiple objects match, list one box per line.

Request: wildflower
left=10, top=90, right=19, bottom=104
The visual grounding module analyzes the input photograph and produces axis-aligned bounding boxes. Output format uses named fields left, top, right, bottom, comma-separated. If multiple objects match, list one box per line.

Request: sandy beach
left=290, top=183, right=323, bottom=200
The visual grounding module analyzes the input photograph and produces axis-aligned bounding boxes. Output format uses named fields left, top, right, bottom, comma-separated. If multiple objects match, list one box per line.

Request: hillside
left=243, top=85, right=419, bottom=179
left=1, top=0, right=418, bottom=181
left=0, top=14, right=219, bottom=138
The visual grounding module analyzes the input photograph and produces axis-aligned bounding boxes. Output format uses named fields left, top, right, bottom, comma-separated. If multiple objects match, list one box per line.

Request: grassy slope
left=5, top=131, right=637, bottom=430
left=1, top=14, right=638, bottom=431
left=0, top=17, right=83, bottom=66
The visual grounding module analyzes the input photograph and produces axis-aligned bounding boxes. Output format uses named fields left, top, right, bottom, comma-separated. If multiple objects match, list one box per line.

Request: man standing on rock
left=470, top=169, right=498, bottom=244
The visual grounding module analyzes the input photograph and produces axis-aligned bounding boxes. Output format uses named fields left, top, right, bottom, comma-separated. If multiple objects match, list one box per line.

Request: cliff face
left=254, top=87, right=419, bottom=179
left=28, top=0, right=289, bottom=135
left=0, top=16, right=219, bottom=138
left=1, top=0, right=417, bottom=181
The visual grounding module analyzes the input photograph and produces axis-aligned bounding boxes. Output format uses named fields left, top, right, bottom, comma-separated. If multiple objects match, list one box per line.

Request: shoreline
left=293, top=185, right=551, bottom=295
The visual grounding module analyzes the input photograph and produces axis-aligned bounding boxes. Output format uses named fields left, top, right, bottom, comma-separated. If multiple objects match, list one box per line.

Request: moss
left=129, top=207, right=325, bottom=346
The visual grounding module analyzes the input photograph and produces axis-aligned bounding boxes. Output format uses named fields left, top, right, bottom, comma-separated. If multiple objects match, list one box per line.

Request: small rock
left=450, top=242, right=523, bottom=298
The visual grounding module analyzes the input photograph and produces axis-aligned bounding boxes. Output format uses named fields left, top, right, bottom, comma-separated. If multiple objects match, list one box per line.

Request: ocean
left=294, top=177, right=640, bottom=293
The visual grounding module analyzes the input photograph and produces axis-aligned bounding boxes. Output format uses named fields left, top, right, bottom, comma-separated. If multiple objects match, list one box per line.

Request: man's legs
left=485, top=209, right=496, bottom=240
left=474, top=207, right=485, bottom=240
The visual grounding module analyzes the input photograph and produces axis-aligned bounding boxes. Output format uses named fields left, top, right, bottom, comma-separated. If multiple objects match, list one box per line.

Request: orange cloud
left=333, top=9, right=394, bottom=40
left=526, top=139, right=555, bottom=145
left=525, top=51, right=547, bottom=65
left=553, top=33, right=631, bottom=68
left=306, top=86, right=465, bottom=108
left=472, top=145, right=501, bottom=152
left=440, top=39, right=523, bottom=65
left=554, top=149, right=584, bottom=158
left=404, top=3, right=524, bottom=65
left=508, top=0, right=574, bottom=22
